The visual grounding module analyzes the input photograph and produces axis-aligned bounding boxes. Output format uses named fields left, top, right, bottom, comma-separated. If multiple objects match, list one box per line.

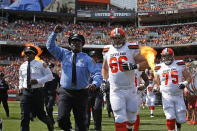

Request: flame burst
left=140, top=46, right=157, bottom=72
left=21, top=43, right=43, bottom=61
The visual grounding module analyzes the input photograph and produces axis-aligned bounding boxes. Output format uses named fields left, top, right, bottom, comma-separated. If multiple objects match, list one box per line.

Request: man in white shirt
left=19, top=46, right=54, bottom=131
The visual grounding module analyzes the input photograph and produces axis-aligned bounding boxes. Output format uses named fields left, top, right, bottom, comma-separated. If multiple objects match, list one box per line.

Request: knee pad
left=176, top=104, right=186, bottom=124
left=176, top=110, right=186, bottom=124
left=127, top=112, right=137, bottom=123
left=163, top=104, right=176, bottom=120
left=127, top=96, right=137, bottom=113
left=110, top=96, right=122, bottom=111
left=113, top=109, right=127, bottom=123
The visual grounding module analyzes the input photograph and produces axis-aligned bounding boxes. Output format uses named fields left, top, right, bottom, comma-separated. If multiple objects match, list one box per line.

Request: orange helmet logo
left=110, top=28, right=125, bottom=38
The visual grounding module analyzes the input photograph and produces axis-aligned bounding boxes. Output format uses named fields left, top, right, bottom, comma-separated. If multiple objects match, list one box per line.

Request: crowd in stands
left=1, top=19, right=197, bottom=47
left=137, top=0, right=197, bottom=12
left=1, top=18, right=197, bottom=89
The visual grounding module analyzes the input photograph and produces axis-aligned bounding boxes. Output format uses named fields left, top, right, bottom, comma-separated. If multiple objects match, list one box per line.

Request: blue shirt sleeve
left=46, top=32, right=66, bottom=61
left=88, top=60, right=103, bottom=88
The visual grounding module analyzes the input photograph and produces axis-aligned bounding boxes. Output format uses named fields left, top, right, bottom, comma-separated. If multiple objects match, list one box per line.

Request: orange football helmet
left=161, top=48, right=174, bottom=65
left=110, top=28, right=126, bottom=48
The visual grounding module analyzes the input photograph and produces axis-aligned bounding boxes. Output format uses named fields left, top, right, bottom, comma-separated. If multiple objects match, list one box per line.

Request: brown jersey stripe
left=128, top=45, right=139, bottom=49
left=176, top=62, right=185, bottom=65
left=103, top=48, right=109, bottom=52
left=154, top=66, right=161, bottom=71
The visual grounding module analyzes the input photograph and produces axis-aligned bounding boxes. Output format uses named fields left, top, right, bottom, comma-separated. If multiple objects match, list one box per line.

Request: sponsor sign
left=91, top=10, right=135, bottom=19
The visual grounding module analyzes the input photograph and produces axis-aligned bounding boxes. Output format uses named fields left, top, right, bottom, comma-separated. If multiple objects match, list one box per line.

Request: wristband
left=136, top=64, right=140, bottom=69
left=182, top=81, right=188, bottom=86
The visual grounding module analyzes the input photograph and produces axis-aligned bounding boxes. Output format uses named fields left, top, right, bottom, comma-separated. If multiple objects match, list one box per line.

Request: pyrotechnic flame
left=140, top=46, right=157, bottom=72
left=21, top=43, right=43, bottom=61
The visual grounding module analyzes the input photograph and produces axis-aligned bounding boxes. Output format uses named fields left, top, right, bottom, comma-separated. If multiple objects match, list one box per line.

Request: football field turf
left=0, top=101, right=196, bottom=131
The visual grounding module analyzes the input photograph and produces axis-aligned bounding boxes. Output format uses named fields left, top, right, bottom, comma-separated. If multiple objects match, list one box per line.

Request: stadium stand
left=1, top=19, right=197, bottom=47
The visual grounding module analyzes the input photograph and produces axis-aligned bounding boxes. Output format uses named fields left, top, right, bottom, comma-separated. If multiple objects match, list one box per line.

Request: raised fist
left=54, top=25, right=63, bottom=33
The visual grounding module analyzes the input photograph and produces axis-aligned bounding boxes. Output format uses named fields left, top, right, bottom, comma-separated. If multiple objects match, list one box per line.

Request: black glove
left=121, top=63, right=138, bottom=71
left=178, top=84, right=185, bottom=89
left=100, top=80, right=109, bottom=93
left=178, top=81, right=188, bottom=90
left=153, top=88, right=157, bottom=94
left=137, top=84, right=145, bottom=91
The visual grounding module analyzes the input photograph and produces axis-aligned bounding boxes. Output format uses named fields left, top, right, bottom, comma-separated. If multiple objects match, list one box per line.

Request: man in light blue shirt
left=46, top=25, right=102, bottom=131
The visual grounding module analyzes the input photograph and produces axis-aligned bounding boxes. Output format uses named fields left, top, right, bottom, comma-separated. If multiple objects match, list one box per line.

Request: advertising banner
left=4, top=0, right=76, bottom=14
left=91, top=10, right=135, bottom=19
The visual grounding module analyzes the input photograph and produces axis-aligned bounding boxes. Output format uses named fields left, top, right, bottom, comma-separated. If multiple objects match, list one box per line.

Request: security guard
left=46, top=25, right=102, bottom=131
left=0, top=72, right=9, bottom=117
left=86, top=51, right=103, bottom=131
left=19, top=46, right=54, bottom=131
left=43, top=62, right=60, bottom=124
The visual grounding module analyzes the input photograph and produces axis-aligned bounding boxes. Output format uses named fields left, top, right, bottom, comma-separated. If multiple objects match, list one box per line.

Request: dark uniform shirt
left=0, top=78, right=9, bottom=95
left=44, top=72, right=60, bottom=94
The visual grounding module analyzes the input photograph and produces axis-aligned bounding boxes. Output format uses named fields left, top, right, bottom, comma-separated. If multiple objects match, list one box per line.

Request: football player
left=154, top=48, right=192, bottom=131
left=102, top=28, right=149, bottom=131
left=134, top=70, right=149, bottom=131
left=146, top=71, right=156, bottom=118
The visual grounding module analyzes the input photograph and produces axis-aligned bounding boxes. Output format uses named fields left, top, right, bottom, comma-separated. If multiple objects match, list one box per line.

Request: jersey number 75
left=162, top=71, right=178, bottom=85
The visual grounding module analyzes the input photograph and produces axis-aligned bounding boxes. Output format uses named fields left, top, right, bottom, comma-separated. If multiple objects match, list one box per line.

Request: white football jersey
left=147, top=82, right=155, bottom=96
left=103, top=42, right=139, bottom=90
left=154, top=60, right=186, bottom=95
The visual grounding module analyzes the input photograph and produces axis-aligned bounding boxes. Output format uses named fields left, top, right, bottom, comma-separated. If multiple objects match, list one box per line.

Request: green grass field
left=0, top=101, right=197, bottom=131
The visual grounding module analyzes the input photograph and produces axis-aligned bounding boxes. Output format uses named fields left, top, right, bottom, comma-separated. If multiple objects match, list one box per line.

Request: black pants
left=57, top=88, right=88, bottom=131
left=20, top=89, right=52, bottom=131
left=43, top=89, right=56, bottom=123
left=106, top=93, right=113, bottom=117
left=86, top=90, right=103, bottom=131
left=0, top=94, right=9, bottom=117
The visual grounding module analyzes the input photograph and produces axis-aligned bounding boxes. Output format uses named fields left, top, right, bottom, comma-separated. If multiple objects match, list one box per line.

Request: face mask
left=112, top=37, right=125, bottom=48
left=164, top=60, right=173, bottom=65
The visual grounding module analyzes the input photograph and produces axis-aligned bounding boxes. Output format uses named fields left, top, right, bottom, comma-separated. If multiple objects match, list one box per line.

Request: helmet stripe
left=115, top=28, right=118, bottom=34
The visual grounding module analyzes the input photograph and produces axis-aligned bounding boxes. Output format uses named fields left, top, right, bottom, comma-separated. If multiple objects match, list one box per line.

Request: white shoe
left=91, top=116, right=93, bottom=120
left=150, top=114, right=154, bottom=118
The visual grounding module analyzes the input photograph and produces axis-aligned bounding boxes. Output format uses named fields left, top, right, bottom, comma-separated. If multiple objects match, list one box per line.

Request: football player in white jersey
left=154, top=48, right=192, bottom=131
left=134, top=70, right=149, bottom=131
left=102, top=28, right=149, bottom=131
left=146, top=71, right=156, bottom=118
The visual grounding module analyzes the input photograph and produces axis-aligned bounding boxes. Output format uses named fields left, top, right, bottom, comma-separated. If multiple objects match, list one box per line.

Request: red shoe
left=187, top=121, right=192, bottom=124
left=190, top=121, right=197, bottom=125
left=186, top=117, right=190, bottom=121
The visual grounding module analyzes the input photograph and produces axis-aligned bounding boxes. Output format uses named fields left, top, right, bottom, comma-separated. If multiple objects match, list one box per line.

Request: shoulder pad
left=176, top=61, right=185, bottom=66
left=43, top=63, right=47, bottom=68
left=154, top=65, right=161, bottom=71
left=127, top=43, right=139, bottom=49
